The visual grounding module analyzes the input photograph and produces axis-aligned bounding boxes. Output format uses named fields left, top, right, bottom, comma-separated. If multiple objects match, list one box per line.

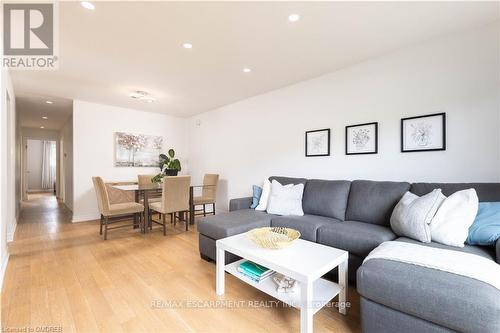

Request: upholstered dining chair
left=92, top=177, right=145, bottom=240
left=137, top=174, right=162, bottom=203
left=149, top=175, right=191, bottom=235
left=193, top=174, right=219, bottom=216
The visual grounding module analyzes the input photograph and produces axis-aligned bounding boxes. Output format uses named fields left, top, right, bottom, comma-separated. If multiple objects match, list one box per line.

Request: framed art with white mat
left=401, top=113, right=446, bottom=152
left=305, top=128, right=330, bottom=157
left=346, top=122, right=378, bottom=155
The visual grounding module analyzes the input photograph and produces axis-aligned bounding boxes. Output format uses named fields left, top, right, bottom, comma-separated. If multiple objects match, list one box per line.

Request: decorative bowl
left=247, top=227, right=301, bottom=249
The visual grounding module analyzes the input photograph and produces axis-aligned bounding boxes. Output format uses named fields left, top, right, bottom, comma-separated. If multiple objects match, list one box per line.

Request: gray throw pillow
left=390, top=189, right=445, bottom=243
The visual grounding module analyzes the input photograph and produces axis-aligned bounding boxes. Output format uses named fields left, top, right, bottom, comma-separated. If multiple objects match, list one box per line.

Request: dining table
left=112, top=183, right=212, bottom=232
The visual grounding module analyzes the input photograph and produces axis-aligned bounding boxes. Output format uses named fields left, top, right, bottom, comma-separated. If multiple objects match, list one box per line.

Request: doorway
left=26, top=139, right=57, bottom=199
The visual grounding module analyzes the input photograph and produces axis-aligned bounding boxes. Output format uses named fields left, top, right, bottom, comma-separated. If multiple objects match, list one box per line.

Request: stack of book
left=237, top=260, right=274, bottom=283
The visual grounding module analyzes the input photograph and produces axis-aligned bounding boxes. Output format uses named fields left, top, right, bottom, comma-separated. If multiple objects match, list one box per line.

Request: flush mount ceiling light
left=40, top=126, right=45, bottom=129
left=129, top=90, right=155, bottom=103
left=242, top=68, right=252, bottom=73
left=42, top=116, right=48, bottom=120
left=288, top=14, right=300, bottom=22
left=45, top=100, right=53, bottom=104
left=80, top=1, right=95, bottom=10
left=182, top=43, right=193, bottom=49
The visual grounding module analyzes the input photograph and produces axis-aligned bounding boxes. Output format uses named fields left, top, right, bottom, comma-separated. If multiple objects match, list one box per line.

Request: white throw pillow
left=255, top=179, right=271, bottom=211
left=255, top=179, right=292, bottom=211
left=266, top=180, right=304, bottom=216
left=430, top=189, right=479, bottom=247
left=390, top=189, right=445, bottom=243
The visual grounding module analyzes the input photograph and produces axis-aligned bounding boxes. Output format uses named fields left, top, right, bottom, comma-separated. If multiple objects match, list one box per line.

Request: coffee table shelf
left=216, top=233, right=348, bottom=333
left=226, top=259, right=342, bottom=314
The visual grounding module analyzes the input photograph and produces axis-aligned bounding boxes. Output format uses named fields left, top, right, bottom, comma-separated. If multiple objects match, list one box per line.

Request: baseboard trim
left=0, top=254, right=10, bottom=292
left=7, top=219, right=17, bottom=242
left=72, top=213, right=100, bottom=223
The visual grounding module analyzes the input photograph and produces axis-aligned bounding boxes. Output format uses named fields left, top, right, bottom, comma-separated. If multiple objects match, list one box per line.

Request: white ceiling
left=13, top=1, right=499, bottom=124
left=17, top=94, right=72, bottom=130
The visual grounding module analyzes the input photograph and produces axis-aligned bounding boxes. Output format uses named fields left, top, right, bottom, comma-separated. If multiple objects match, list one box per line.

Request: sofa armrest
left=229, top=197, right=253, bottom=211
left=496, top=239, right=500, bottom=264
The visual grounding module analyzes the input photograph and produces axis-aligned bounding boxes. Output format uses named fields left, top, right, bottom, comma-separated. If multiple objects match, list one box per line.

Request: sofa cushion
left=497, top=239, right=500, bottom=264
left=357, top=258, right=500, bottom=333
left=346, top=180, right=410, bottom=225
left=302, top=179, right=351, bottom=221
left=411, top=182, right=500, bottom=202
left=269, top=176, right=307, bottom=186
left=197, top=209, right=275, bottom=240
left=270, top=215, right=340, bottom=242
left=317, top=221, right=396, bottom=257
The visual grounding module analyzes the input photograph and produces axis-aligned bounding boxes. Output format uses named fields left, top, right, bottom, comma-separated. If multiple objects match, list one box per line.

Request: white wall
left=72, top=100, right=189, bottom=222
left=189, top=23, right=500, bottom=211
left=61, top=115, right=74, bottom=211
left=0, top=68, right=16, bottom=289
left=27, top=139, right=44, bottom=191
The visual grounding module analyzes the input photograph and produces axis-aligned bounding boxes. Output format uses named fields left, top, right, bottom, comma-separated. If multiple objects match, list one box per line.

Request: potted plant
left=152, top=149, right=182, bottom=183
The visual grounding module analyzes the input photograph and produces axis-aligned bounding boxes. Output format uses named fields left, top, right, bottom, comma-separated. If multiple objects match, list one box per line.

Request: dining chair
left=137, top=174, right=162, bottom=203
left=193, top=174, right=219, bottom=216
left=149, top=175, right=191, bottom=235
left=92, top=176, right=145, bottom=240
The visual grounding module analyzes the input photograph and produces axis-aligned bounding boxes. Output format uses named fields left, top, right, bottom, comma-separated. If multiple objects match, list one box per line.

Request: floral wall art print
left=346, top=122, right=378, bottom=155
left=115, top=132, right=163, bottom=167
left=401, top=113, right=446, bottom=152
left=305, top=129, right=331, bottom=157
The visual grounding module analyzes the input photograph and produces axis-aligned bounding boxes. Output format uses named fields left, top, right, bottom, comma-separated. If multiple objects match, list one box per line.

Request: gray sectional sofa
left=197, top=176, right=500, bottom=333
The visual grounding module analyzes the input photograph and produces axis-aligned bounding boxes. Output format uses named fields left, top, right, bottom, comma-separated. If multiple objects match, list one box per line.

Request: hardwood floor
left=2, top=194, right=361, bottom=332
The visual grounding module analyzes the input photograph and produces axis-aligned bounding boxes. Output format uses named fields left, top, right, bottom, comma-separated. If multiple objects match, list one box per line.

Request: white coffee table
left=216, top=232, right=348, bottom=333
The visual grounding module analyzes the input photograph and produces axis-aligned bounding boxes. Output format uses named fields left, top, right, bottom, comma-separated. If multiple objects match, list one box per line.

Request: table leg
left=216, top=247, right=225, bottom=295
left=134, top=191, right=139, bottom=228
left=143, top=190, right=149, bottom=233
left=338, top=258, right=348, bottom=315
left=189, top=186, right=194, bottom=225
left=300, top=281, right=313, bottom=333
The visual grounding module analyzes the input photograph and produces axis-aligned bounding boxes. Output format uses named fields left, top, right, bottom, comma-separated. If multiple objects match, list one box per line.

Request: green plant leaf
left=151, top=172, right=164, bottom=183
left=170, top=159, right=181, bottom=171
left=168, top=149, right=175, bottom=158
left=159, top=153, right=168, bottom=160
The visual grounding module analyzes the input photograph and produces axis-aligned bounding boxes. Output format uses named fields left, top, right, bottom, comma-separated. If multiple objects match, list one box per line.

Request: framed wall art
left=346, top=122, right=378, bottom=155
left=305, top=128, right=330, bottom=157
left=401, top=113, right=446, bottom=152
left=115, top=132, right=163, bottom=167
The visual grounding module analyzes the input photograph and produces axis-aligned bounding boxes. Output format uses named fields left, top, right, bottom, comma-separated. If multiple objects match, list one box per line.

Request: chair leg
left=203, top=204, right=206, bottom=217
left=103, top=216, right=108, bottom=240
left=162, top=213, right=166, bottom=236
left=212, top=203, right=216, bottom=215
left=100, top=214, right=103, bottom=235
left=140, top=212, right=144, bottom=232
left=185, top=211, right=188, bottom=232
left=171, top=213, right=175, bottom=226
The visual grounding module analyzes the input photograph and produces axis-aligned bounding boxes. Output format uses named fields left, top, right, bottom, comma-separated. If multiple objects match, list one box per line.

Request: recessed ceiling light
left=45, top=100, right=53, bottom=104
left=242, top=68, right=252, bottom=73
left=42, top=116, right=48, bottom=120
left=40, top=126, right=45, bottom=129
left=182, top=43, right=193, bottom=49
left=288, top=14, right=300, bottom=22
left=143, top=97, right=155, bottom=103
left=80, top=1, right=95, bottom=10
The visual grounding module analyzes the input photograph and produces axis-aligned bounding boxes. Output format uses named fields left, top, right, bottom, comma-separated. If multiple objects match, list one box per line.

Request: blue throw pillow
left=466, top=202, right=500, bottom=246
left=250, top=185, right=263, bottom=209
